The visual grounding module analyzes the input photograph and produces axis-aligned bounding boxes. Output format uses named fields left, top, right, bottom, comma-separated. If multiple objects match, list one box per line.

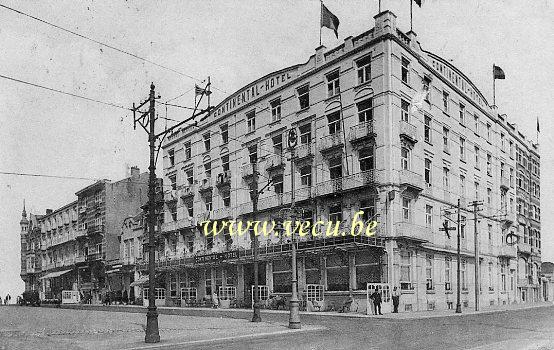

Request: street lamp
left=287, top=128, right=301, bottom=329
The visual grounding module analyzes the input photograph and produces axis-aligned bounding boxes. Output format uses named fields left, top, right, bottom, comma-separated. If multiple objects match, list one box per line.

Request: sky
left=0, top=0, right=552, bottom=298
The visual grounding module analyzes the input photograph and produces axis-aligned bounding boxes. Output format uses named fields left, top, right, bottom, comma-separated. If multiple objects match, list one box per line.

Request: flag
left=195, top=85, right=211, bottom=96
left=537, top=117, right=540, bottom=133
left=493, top=65, right=505, bottom=80
left=321, top=3, right=340, bottom=39
left=413, top=0, right=423, bottom=7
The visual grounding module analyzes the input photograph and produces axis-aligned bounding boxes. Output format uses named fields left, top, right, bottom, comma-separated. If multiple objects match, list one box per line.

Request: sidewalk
left=59, top=300, right=554, bottom=321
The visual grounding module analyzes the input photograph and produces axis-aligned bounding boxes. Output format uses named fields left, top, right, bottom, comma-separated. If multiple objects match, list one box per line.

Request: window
left=401, top=147, right=410, bottom=170
left=186, top=202, right=193, bottom=217
left=474, top=115, right=479, bottom=136
left=220, top=123, right=228, bottom=144
left=474, top=146, right=480, bottom=169
left=246, top=110, right=256, bottom=133
left=170, top=274, right=177, bottom=297
left=442, top=91, right=449, bottom=112
left=273, top=259, right=292, bottom=293
left=204, top=161, right=211, bottom=178
left=500, top=133, right=505, bottom=152
left=168, top=149, right=175, bottom=167
left=359, top=147, right=374, bottom=172
left=206, top=234, right=213, bottom=250
left=401, top=57, right=410, bottom=84
left=426, top=255, right=434, bottom=290
left=299, top=123, right=311, bottom=144
left=185, top=141, right=192, bottom=160
left=401, top=99, right=410, bottom=122
left=402, top=197, right=411, bottom=221
left=424, top=115, right=432, bottom=143
left=422, top=77, right=430, bottom=102
left=460, top=175, right=466, bottom=198
left=327, top=111, right=341, bottom=134
left=297, top=85, right=310, bottom=109
left=203, top=132, right=211, bottom=152
left=356, top=55, right=372, bottom=84
left=270, top=98, right=281, bottom=122
left=488, top=263, right=494, bottom=291
left=222, top=189, right=230, bottom=207
left=221, top=154, right=230, bottom=173
left=443, top=167, right=449, bottom=192
left=424, top=158, right=432, bottom=187
left=445, top=257, right=452, bottom=290
left=357, top=99, right=373, bottom=123
left=488, top=224, right=493, bottom=244
left=273, top=174, right=283, bottom=194
left=461, top=216, right=466, bottom=240
left=329, top=157, right=342, bottom=179
left=305, top=256, right=320, bottom=285
left=443, top=127, right=449, bottom=153
left=204, top=195, right=212, bottom=211
left=169, top=204, right=177, bottom=221
left=169, top=175, right=177, bottom=191
left=474, top=181, right=479, bottom=200
left=326, top=253, right=349, bottom=291
left=326, top=70, right=340, bottom=97
left=360, top=199, right=376, bottom=222
left=248, top=145, right=257, bottom=164
left=300, top=166, right=312, bottom=186
left=272, top=134, right=283, bottom=155
left=400, top=251, right=413, bottom=290
left=509, top=141, right=514, bottom=158
left=487, top=188, right=492, bottom=206
left=461, top=260, right=467, bottom=290
left=501, top=261, right=507, bottom=291
left=329, top=204, right=342, bottom=223
left=459, top=103, right=465, bottom=125
left=355, top=251, right=382, bottom=289
left=486, top=123, right=491, bottom=142
left=425, top=205, right=433, bottom=227
left=460, top=137, right=466, bottom=161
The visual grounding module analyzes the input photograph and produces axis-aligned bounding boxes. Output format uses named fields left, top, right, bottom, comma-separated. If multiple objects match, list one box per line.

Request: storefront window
left=225, top=266, right=237, bottom=286
left=273, top=259, right=292, bottom=293
left=326, top=253, right=349, bottom=291
left=305, top=256, right=321, bottom=285
left=205, top=269, right=212, bottom=296
left=355, top=251, right=380, bottom=290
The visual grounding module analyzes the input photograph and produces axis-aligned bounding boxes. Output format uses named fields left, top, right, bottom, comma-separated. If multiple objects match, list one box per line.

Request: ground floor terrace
left=122, top=236, right=544, bottom=314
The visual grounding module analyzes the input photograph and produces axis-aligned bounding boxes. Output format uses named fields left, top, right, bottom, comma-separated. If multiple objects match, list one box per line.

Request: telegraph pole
left=133, top=81, right=212, bottom=343
left=251, top=161, right=261, bottom=322
left=288, top=128, right=300, bottom=329
left=456, top=198, right=462, bottom=313
left=469, top=200, right=483, bottom=311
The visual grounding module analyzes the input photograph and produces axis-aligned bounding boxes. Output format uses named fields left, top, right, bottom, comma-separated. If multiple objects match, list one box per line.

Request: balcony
left=500, top=176, right=510, bottom=190
left=86, top=252, right=104, bottom=262
left=316, top=171, right=379, bottom=197
left=162, top=217, right=196, bottom=233
left=393, top=222, right=429, bottom=242
left=518, top=242, right=532, bottom=254
left=241, top=163, right=255, bottom=179
left=517, top=278, right=529, bottom=287
left=399, top=169, right=424, bottom=192
left=75, top=229, right=87, bottom=239
left=198, top=178, right=213, bottom=193
left=164, top=189, right=177, bottom=203
left=75, top=256, right=86, bottom=263
left=501, top=211, right=516, bottom=227
left=399, top=120, right=418, bottom=143
left=349, top=121, right=376, bottom=144
left=87, top=224, right=105, bottom=236
left=318, top=133, right=344, bottom=154
left=215, top=171, right=232, bottom=188
left=258, top=193, right=291, bottom=211
left=178, top=185, right=195, bottom=200
left=265, top=154, right=285, bottom=172
left=294, top=143, right=314, bottom=162
left=498, top=244, right=517, bottom=258
left=212, top=207, right=232, bottom=220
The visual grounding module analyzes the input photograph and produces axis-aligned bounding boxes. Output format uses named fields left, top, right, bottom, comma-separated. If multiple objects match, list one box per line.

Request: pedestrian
left=371, top=289, right=383, bottom=315
left=7, top=294, right=11, bottom=305
left=392, top=287, right=400, bottom=313
left=212, top=291, right=219, bottom=309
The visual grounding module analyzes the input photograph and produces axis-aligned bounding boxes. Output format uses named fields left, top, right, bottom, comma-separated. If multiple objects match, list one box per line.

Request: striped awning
left=39, top=269, right=72, bottom=280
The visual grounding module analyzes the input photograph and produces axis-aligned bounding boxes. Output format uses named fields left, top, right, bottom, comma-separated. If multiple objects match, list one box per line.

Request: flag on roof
left=195, top=85, right=211, bottom=96
left=321, top=3, right=340, bottom=39
left=493, top=65, right=505, bottom=80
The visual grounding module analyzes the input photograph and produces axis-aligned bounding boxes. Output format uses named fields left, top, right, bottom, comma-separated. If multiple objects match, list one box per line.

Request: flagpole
left=492, top=64, right=496, bottom=107
left=379, top=0, right=382, bottom=13
left=410, top=0, right=414, bottom=32
left=207, top=76, right=211, bottom=110
left=319, top=0, right=323, bottom=46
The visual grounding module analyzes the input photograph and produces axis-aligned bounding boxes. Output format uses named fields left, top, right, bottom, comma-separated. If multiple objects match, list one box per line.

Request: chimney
left=130, top=166, right=140, bottom=180
left=46, top=209, right=53, bottom=215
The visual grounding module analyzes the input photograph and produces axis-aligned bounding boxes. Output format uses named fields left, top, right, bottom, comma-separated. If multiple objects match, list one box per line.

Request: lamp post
left=287, top=128, right=301, bottom=329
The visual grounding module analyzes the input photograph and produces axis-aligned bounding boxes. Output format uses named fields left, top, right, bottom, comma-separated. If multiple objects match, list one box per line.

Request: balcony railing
left=316, top=171, right=379, bottom=197
left=215, top=171, right=232, bottom=188
left=399, top=169, right=424, bottom=192
left=258, top=192, right=292, bottom=211
left=86, top=252, right=104, bottom=262
left=265, top=154, right=285, bottom=172
left=518, top=242, right=532, bottom=254
left=162, top=217, right=197, bottom=233
left=393, top=222, right=429, bottom=242
left=349, top=121, right=375, bottom=143
left=399, top=120, right=418, bottom=143
left=498, top=244, right=517, bottom=258
left=164, top=189, right=177, bottom=202
left=318, top=133, right=344, bottom=153
left=500, top=176, right=510, bottom=190
left=198, top=178, right=213, bottom=193
left=294, top=143, right=314, bottom=161
left=178, top=185, right=196, bottom=199
left=242, top=163, right=255, bottom=179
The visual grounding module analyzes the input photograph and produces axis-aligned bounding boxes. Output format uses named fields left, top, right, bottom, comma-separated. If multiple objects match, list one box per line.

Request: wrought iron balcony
left=294, top=143, right=314, bottom=162
left=318, top=133, right=344, bottom=153
left=265, top=154, right=285, bottom=172
left=349, top=121, right=376, bottom=144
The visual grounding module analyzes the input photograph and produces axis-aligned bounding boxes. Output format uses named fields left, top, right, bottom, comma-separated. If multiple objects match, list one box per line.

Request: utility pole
left=133, top=81, right=212, bottom=343
left=469, top=200, right=483, bottom=311
left=251, top=161, right=261, bottom=322
left=456, top=198, right=462, bottom=313
left=288, top=128, right=300, bottom=329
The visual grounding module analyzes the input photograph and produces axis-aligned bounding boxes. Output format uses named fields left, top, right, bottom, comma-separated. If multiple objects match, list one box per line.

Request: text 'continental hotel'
left=21, top=11, right=542, bottom=313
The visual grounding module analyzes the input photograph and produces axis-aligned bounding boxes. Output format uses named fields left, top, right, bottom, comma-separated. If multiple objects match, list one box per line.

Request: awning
left=39, top=269, right=72, bottom=280
left=130, top=275, right=149, bottom=287
left=106, top=268, right=121, bottom=274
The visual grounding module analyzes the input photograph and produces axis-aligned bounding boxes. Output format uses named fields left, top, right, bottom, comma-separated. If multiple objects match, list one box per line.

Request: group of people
left=0, top=294, right=12, bottom=305
left=368, top=287, right=401, bottom=315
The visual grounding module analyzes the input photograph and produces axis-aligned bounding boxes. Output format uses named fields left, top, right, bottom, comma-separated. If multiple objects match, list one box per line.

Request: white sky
left=1, top=0, right=552, bottom=297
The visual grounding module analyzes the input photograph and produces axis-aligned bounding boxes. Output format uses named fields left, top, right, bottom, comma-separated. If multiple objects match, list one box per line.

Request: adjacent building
left=20, top=167, right=148, bottom=303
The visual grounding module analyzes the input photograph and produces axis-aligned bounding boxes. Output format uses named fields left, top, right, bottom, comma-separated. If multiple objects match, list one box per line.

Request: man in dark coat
left=370, top=289, right=383, bottom=315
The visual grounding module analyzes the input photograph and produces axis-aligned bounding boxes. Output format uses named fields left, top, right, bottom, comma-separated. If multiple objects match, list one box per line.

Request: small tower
left=20, top=199, right=29, bottom=233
